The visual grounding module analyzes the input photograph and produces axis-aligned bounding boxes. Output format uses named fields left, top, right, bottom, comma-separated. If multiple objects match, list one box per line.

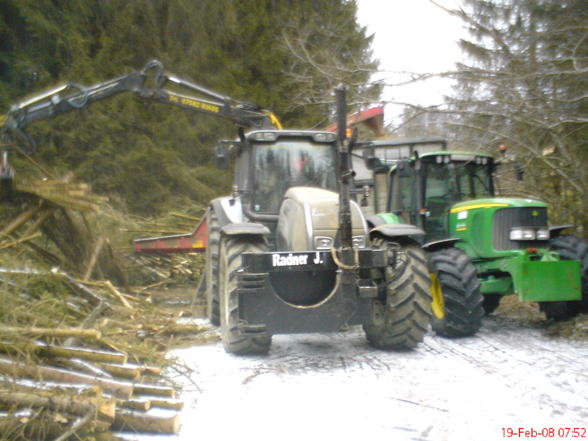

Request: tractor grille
left=493, top=207, right=549, bottom=250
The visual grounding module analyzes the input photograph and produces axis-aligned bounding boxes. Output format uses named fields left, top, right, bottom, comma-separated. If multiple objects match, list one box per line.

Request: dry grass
left=494, top=295, right=588, bottom=342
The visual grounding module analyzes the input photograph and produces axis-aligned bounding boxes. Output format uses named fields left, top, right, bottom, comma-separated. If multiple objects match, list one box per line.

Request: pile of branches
left=0, top=269, right=199, bottom=439
left=1, top=175, right=127, bottom=286
left=0, top=174, right=213, bottom=439
left=1, top=173, right=206, bottom=289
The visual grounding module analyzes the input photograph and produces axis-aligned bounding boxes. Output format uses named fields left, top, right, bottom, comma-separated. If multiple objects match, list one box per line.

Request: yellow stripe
left=450, top=203, right=508, bottom=213
left=0, top=114, right=6, bottom=126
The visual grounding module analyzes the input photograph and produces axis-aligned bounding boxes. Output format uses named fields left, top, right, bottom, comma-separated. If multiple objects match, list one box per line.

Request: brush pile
left=0, top=174, right=211, bottom=440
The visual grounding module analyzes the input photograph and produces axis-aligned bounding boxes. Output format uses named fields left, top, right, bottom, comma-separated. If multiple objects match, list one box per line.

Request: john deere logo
left=532, top=210, right=539, bottom=217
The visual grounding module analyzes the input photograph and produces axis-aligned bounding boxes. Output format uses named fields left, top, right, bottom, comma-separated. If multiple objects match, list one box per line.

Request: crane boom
left=1, top=59, right=281, bottom=137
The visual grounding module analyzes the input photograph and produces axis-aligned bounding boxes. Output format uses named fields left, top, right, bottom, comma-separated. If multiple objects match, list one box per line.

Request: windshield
left=424, top=160, right=493, bottom=205
left=251, top=139, right=337, bottom=213
left=423, top=159, right=493, bottom=241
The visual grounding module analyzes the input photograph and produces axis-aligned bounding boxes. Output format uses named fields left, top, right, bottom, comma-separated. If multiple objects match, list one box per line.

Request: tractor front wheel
left=428, top=247, right=484, bottom=338
left=218, top=235, right=271, bottom=355
left=482, top=294, right=502, bottom=315
left=549, top=234, right=588, bottom=314
left=363, top=239, right=432, bottom=350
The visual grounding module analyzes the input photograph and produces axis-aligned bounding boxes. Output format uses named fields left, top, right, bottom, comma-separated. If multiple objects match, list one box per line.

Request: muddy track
left=134, top=315, right=588, bottom=441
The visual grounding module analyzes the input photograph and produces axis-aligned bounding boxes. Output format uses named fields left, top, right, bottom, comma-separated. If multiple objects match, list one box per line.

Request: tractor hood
left=276, top=186, right=368, bottom=252
left=449, top=197, right=550, bottom=259
left=450, top=197, right=547, bottom=214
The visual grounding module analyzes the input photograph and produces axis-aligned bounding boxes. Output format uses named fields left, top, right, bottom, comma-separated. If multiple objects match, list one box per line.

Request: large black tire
left=482, top=294, right=501, bottom=315
left=549, top=234, right=588, bottom=314
left=205, top=210, right=221, bottom=325
left=428, top=247, right=484, bottom=338
left=363, top=239, right=432, bottom=350
left=539, top=301, right=571, bottom=321
left=218, top=235, right=271, bottom=355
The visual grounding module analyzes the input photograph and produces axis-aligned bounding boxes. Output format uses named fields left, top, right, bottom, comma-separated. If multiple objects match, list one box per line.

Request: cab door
left=388, top=165, right=418, bottom=225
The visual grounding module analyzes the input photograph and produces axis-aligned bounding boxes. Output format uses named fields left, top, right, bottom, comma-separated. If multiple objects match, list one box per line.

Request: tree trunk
left=0, top=327, right=101, bottom=340
left=111, top=409, right=180, bottom=434
left=0, top=391, right=115, bottom=422
left=0, top=358, right=133, bottom=399
left=132, top=383, right=176, bottom=398
left=0, top=341, right=127, bottom=364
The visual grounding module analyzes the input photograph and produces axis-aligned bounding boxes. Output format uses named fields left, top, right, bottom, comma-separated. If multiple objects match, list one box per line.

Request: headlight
left=536, top=229, right=550, bottom=240
left=314, top=236, right=333, bottom=250
left=510, top=228, right=535, bottom=240
left=509, top=227, right=550, bottom=241
left=352, top=235, right=367, bottom=249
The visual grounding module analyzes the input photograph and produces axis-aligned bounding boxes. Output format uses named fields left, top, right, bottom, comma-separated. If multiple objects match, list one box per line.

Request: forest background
left=0, top=0, right=586, bottom=231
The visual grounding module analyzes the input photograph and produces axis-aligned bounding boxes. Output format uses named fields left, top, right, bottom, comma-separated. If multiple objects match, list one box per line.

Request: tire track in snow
left=139, top=315, right=588, bottom=441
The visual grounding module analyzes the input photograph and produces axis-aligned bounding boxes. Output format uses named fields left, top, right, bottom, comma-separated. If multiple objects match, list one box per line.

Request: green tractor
left=357, top=141, right=588, bottom=337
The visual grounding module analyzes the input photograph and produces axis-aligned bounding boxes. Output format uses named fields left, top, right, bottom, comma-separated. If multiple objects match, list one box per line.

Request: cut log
left=99, top=362, right=161, bottom=380
left=0, top=358, right=133, bottom=399
left=0, top=376, right=96, bottom=394
left=0, top=341, right=127, bottom=364
left=0, top=327, right=101, bottom=340
left=55, top=358, right=113, bottom=379
left=141, top=366, right=162, bottom=377
left=99, top=363, right=141, bottom=381
left=132, top=383, right=176, bottom=398
left=0, top=391, right=115, bottom=422
left=148, top=398, right=184, bottom=410
left=111, top=409, right=180, bottom=434
left=117, top=398, right=151, bottom=411
left=159, top=323, right=205, bottom=335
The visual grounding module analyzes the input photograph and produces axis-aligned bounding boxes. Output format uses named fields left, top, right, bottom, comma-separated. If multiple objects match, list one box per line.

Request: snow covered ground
left=125, top=314, right=588, bottom=441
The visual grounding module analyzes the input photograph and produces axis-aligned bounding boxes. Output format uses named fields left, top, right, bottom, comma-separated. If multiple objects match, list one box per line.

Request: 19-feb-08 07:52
left=502, top=427, right=587, bottom=438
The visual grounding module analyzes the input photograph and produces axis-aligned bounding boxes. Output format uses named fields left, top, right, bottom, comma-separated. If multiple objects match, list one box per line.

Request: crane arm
left=1, top=59, right=281, bottom=137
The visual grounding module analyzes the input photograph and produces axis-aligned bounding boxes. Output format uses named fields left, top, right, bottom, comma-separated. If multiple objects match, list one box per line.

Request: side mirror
left=214, top=144, right=229, bottom=170
left=215, top=141, right=241, bottom=170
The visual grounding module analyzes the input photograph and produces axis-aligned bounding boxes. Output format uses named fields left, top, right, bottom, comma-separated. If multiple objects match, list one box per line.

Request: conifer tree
left=446, top=0, right=588, bottom=230
left=0, top=0, right=378, bottom=213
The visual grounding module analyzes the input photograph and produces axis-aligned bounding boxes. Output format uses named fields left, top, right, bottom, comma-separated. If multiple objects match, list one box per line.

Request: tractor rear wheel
left=205, top=210, right=221, bottom=326
left=482, top=294, right=502, bottom=315
left=549, top=234, right=588, bottom=314
left=218, top=235, right=271, bottom=355
left=363, top=239, right=431, bottom=350
left=539, top=301, right=571, bottom=321
left=428, top=247, right=484, bottom=338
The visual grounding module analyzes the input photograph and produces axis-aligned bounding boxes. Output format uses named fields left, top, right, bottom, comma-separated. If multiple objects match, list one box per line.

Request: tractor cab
left=244, top=131, right=338, bottom=216
left=216, top=129, right=368, bottom=253
left=387, top=152, right=495, bottom=242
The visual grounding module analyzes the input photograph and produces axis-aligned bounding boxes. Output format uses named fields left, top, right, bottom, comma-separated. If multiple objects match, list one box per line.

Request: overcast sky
left=356, top=0, right=466, bottom=123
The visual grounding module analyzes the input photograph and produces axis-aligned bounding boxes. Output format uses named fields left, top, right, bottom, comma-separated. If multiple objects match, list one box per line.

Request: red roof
left=325, top=106, right=384, bottom=136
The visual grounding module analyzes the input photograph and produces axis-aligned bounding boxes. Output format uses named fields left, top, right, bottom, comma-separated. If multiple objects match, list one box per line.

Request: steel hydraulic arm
left=0, top=59, right=281, bottom=140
